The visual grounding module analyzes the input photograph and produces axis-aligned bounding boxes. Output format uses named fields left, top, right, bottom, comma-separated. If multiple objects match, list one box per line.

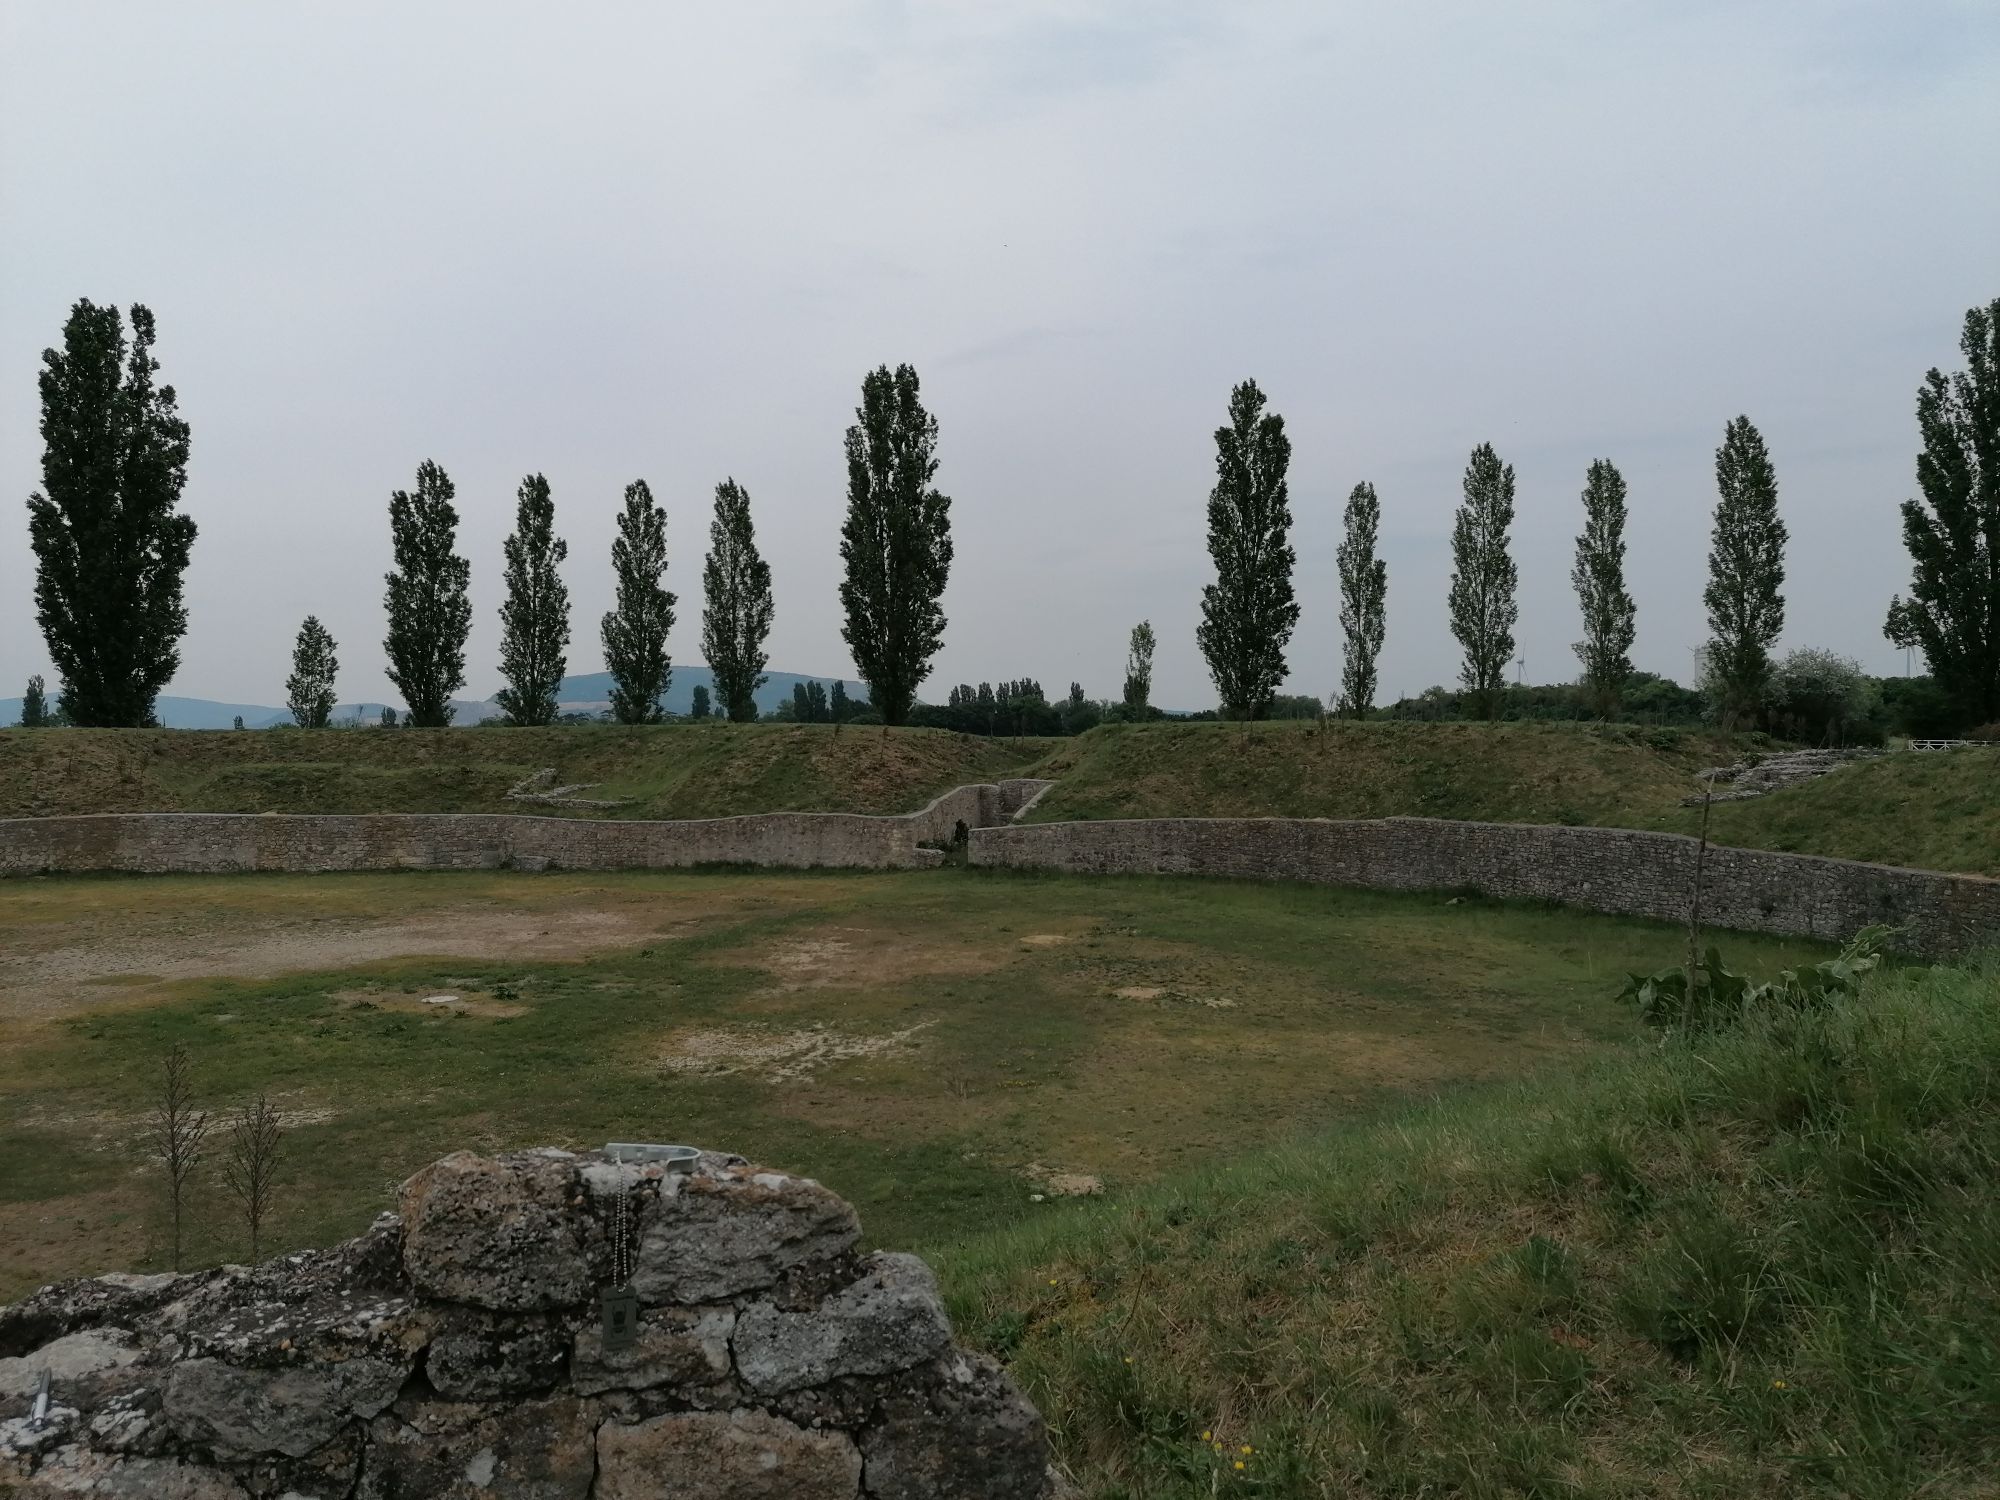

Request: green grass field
left=0, top=867, right=1824, bottom=1302
left=939, top=953, right=2000, bottom=1497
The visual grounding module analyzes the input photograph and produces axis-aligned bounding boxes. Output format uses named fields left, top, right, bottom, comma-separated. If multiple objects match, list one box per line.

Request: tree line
left=15, top=297, right=2000, bottom=735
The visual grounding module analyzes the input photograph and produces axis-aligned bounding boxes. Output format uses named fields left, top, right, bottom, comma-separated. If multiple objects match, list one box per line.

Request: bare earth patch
left=726, top=923, right=999, bottom=993
left=658, top=1022, right=933, bottom=1081
left=1112, top=984, right=1236, bottom=1008
left=329, top=986, right=529, bottom=1020
left=1024, top=1162, right=1104, bottom=1197
left=0, top=907, right=662, bottom=1020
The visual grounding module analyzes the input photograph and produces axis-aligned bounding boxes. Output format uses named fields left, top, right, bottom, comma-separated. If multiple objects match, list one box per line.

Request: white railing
left=1906, top=739, right=1983, bottom=751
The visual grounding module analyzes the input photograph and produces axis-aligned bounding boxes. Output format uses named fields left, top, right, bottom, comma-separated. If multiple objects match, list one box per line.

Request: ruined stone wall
left=969, top=816, right=2000, bottom=955
left=0, top=1148, right=1052, bottom=1499
left=0, top=781, right=1058, bottom=879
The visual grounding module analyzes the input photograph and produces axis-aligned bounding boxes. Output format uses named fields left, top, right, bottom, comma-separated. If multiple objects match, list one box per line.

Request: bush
left=1761, top=648, right=1880, bottom=745
left=1617, top=926, right=1889, bottom=1033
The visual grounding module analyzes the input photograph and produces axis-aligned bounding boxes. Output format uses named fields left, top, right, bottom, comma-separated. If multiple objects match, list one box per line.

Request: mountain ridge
left=1, top=665, right=864, bottom=730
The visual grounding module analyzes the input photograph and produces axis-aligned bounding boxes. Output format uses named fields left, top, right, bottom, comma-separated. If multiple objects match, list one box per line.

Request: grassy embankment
left=7, top=719, right=1995, bottom=875
left=0, top=723, right=1047, bottom=821
left=0, top=868, right=1824, bottom=1300
left=937, top=951, right=2000, bottom=1497
left=1028, top=721, right=2000, bottom=876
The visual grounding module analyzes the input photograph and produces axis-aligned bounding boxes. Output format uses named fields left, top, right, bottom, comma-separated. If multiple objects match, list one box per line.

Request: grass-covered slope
left=1026, top=723, right=2000, bottom=875
left=1698, top=746, right=2000, bottom=876
left=0, top=724, right=1044, bottom=821
left=1025, top=721, right=1746, bottom=829
left=937, top=955, right=2000, bottom=1497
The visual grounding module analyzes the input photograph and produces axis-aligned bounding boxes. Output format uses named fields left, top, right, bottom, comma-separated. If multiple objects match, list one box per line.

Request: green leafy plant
left=1618, top=925, right=1892, bottom=1031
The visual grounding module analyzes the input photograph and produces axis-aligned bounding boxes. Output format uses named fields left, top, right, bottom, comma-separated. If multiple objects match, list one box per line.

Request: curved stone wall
left=968, top=816, right=2000, bottom=955
left=0, top=780, right=1056, bottom=880
left=3, top=788, right=1990, bottom=956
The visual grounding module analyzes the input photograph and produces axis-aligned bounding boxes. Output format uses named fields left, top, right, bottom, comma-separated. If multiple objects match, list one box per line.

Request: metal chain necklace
left=599, top=1150, right=638, bottom=1351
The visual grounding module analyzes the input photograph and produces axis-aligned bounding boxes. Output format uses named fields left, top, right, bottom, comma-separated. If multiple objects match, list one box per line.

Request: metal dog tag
left=599, top=1286, right=638, bottom=1352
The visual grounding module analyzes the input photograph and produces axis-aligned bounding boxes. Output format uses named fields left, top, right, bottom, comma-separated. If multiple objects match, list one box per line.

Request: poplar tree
left=1448, top=443, right=1519, bottom=719
left=27, top=301, right=197, bottom=726
left=1884, top=298, right=2000, bottom=725
left=831, top=680, right=849, bottom=722
left=1196, top=379, right=1297, bottom=720
left=690, top=684, right=711, bottom=720
left=1122, top=620, right=1156, bottom=717
left=1703, top=416, right=1787, bottom=721
left=286, top=617, right=339, bottom=729
left=601, top=479, right=674, bottom=724
left=1336, top=482, right=1388, bottom=718
left=1571, top=459, right=1636, bottom=716
left=838, top=364, right=953, bottom=726
left=19, top=676, right=50, bottom=728
left=699, top=478, right=774, bottom=724
left=382, top=460, right=472, bottom=728
left=494, top=473, right=570, bottom=726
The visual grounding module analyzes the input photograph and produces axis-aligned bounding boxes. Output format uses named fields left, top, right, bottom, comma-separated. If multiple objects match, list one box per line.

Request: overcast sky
left=3, top=2, right=1996, bottom=712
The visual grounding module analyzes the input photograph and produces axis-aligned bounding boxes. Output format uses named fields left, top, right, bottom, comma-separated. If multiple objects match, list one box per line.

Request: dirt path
left=0, top=906, right=671, bottom=1020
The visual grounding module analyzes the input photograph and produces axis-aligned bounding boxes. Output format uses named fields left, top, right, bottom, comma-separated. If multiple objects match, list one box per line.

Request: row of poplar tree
left=17, top=295, right=2000, bottom=729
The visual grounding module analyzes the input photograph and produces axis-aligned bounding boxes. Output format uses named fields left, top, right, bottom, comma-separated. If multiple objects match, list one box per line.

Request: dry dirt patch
left=1112, top=984, right=1236, bottom=1008
left=0, top=907, right=664, bottom=1020
left=657, top=1021, right=933, bottom=1081
left=1024, top=1162, right=1104, bottom=1197
left=723, top=923, right=1000, bottom=992
left=329, top=986, right=529, bottom=1020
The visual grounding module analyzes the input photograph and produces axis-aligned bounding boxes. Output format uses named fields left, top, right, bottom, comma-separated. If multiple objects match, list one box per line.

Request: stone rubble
left=0, top=1147, right=1052, bottom=1499
left=1684, top=747, right=1881, bottom=804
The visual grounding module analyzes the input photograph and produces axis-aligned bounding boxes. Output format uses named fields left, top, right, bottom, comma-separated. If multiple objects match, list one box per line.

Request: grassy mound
left=1698, top=746, right=2000, bottom=876
left=937, top=954, right=2000, bottom=1497
left=1025, top=721, right=1748, bottom=829
left=1025, top=723, right=2000, bottom=875
left=0, top=724, right=1045, bottom=821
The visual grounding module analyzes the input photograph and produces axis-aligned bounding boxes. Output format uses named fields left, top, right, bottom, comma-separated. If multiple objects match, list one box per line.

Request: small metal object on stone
left=29, top=1368, right=50, bottom=1430
left=596, top=1143, right=696, bottom=1352
left=605, top=1142, right=700, bottom=1172
left=599, top=1285, right=638, bottom=1352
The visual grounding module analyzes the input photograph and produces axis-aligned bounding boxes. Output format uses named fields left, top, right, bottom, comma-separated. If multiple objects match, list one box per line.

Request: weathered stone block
left=861, top=1351, right=1052, bottom=1500
left=0, top=1447, right=252, bottom=1497
left=735, top=1251, right=950, bottom=1395
left=569, top=1304, right=733, bottom=1397
left=426, top=1310, right=571, bottom=1400
left=163, top=1356, right=404, bottom=1458
left=594, top=1409, right=861, bottom=1500
left=358, top=1394, right=597, bottom=1499
left=399, top=1150, right=591, bottom=1312
left=630, top=1167, right=858, bottom=1304
left=0, top=1329, right=138, bottom=1398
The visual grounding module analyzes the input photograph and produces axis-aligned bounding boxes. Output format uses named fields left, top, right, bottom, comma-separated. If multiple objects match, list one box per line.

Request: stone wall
left=0, top=781, right=1056, bottom=880
left=969, top=816, right=2000, bottom=955
left=0, top=1147, right=1052, bottom=1499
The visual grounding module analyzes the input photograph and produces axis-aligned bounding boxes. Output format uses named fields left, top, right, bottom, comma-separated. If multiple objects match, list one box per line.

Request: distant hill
left=553, top=667, right=864, bottom=718
left=0, top=666, right=864, bottom=730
